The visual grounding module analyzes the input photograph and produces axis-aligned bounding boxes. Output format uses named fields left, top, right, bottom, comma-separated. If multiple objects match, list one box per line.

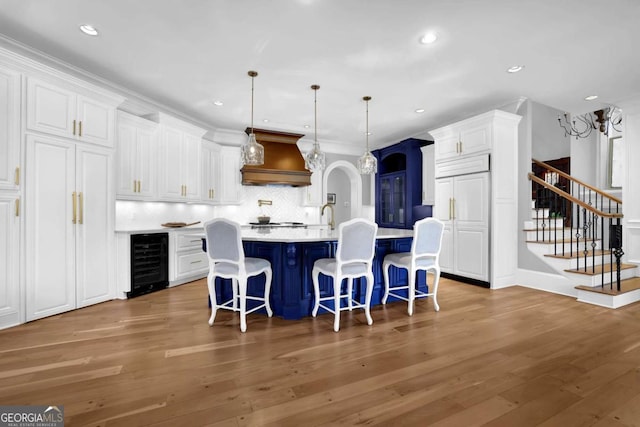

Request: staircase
left=525, top=159, right=640, bottom=308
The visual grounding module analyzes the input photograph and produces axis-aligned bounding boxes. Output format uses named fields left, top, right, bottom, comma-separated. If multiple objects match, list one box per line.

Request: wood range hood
left=241, top=128, right=312, bottom=187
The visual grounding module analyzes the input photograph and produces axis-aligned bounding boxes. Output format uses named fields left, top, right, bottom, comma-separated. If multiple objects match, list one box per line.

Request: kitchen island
left=211, top=227, right=415, bottom=319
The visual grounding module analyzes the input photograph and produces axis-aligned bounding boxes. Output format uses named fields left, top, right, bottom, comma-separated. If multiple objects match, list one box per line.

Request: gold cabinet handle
left=212, top=189, right=214, bottom=199
left=133, top=180, right=137, bottom=192
left=449, top=198, right=452, bottom=220
left=72, top=191, right=77, bottom=224
left=79, top=121, right=83, bottom=137
left=136, top=180, right=141, bottom=193
left=14, top=167, right=20, bottom=186
left=190, top=260, right=202, bottom=264
left=73, top=120, right=76, bottom=136
left=78, top=192, right=84, bottom=224
left=15, top=199, right=19, bottom=217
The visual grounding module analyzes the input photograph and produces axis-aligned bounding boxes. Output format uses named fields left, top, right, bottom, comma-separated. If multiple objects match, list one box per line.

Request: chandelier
left=241, top=70, right=265, bottom=165
left=357, top=96, right=377, bottom=175
left=557, top=107, right=622, bottom=139
left=304, top=84, right=326, bottom=172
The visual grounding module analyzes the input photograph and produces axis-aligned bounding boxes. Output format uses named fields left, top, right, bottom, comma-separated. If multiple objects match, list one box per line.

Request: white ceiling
left=1, top=0, right=639, bottom=150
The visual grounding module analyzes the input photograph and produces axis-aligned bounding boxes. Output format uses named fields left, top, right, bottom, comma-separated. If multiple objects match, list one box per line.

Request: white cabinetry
left=170, top=231, right=208, bottom=285
left=219, top=146, right=244, bottom=204
left=302, top=171, right=323, bottom=206
left=431, top=110, right=521, bottom=288
left=0, top=65, right=20, bottom=191
left=0, top=195, right=20, bottom=329
left=149, top=113, right=206, bottom=202
left=421, top=144, right=435, bottom=205
left=116, top=111, right=158, bottom=200
left=25, top=134, right=114, bottom=320
left=434, top=172, right=489, bottom=281
left=27, top=77, right=116, bottom=147
left=202, top=142, right=222, bottom=203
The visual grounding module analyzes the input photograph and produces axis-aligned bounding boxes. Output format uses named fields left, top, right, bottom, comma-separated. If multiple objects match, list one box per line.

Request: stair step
left=565, top=262, right=637, bottom=276
left=576, top=277, right=640, bottom=296
left=545, top=250, right=611, bottom=260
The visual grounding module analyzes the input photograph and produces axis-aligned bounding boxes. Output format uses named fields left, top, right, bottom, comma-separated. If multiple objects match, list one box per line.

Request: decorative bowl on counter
left=257, top=216, right=271, bottom=224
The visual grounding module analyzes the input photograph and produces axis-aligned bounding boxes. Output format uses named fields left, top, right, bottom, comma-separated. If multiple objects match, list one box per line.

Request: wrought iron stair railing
left=528, top=159, right=624, bottom=290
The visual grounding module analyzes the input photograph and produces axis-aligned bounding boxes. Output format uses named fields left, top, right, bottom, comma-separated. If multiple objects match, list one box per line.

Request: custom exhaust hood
left=241, top=128, right=312, bottom=186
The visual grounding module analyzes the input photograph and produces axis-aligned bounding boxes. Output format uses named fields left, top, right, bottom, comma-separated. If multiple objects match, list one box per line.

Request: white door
left=75, top=145, right=114, bottom=307
left=26, top=77, right=77, bottom=139
left=76, top=95, right=114, bottom=147
left=0, top=195, right=20, bottom=328
left=25, top=135, right=76, bottom=320
left=0, top=66, right=20, bottom=191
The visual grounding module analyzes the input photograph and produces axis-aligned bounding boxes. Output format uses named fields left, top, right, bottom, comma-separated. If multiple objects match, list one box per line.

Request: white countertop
left=115, top=224, right=413, bottom=242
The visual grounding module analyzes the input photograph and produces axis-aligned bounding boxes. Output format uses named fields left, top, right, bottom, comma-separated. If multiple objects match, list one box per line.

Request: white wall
left=327, top=168, right=351, bottom=227
left=532, top=103, right=570, bottom=161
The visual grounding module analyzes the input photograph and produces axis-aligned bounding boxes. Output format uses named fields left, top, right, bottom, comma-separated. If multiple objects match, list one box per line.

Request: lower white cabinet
left=0, top=194, right=20, bottom=329
left=25, top=134, right=114, bottom=321
left=170, top=231, right=208, bottom=285
left=434, top=172, right=489, bottom=281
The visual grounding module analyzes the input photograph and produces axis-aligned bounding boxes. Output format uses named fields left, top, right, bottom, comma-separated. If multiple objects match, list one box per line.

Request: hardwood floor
left=2, top=279, right=640, bottom=426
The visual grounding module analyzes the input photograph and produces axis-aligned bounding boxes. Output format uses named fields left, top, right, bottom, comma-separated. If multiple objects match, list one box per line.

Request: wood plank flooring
left=2, top=279, right=640, bottom=426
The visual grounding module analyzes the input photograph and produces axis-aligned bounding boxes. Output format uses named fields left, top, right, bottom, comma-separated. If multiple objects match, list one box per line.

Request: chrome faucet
left=321, top=203, right=335, bottom=230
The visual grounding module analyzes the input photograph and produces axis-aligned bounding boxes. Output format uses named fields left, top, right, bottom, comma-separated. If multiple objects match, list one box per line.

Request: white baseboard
left=514, top=268, right=577, bottom=298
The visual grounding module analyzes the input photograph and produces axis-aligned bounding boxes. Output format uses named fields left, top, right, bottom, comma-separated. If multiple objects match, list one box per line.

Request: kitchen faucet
left=321, top=203, right=335, bottom=230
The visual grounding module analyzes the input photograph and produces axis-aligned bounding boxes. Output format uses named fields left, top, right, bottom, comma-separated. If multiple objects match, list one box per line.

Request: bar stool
left=382, top=217, right=444, bottom=315
left=204, top=218, right=272, bottom=332
left=312, top=218, right=378, bottom=332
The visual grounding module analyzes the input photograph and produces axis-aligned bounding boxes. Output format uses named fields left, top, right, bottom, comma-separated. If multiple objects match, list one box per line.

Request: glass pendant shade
left=241, top=70, right=264, bottom=166
left=241, top=132, right=264, bottom=166
left=358, top=96, right=377, bottom=175
left=357, top=150, right=377, bottom=175
left=305, top=84, right=326, bottom=172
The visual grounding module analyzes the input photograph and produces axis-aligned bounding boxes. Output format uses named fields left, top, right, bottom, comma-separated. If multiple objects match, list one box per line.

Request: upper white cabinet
left=202, top=141, right=222, bottom=203
left=420, top=144, right=435, bottom=205
left=0, top=65, right=20, bottom=191
left=116, top=111, right=158, bottom=200
left=430, top=110, right=521, bottom=288
left=302, top=171, right=323, bottom=206
left=26, top=77, right=120, bottom=147
left=25, top=134, right=115, bottom=321
left=149, top=113, right=206, bottom=202
left=219, top=146, right=244, bottom=204
left=433, top=116, right=492, bottom=162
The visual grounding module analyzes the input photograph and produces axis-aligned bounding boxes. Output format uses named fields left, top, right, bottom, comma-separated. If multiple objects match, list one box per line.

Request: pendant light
left=357, top=96, right=377, bottom=175
left=304, top=84, right=326, bottom=172
left=241, top=70, right=264, bottom=166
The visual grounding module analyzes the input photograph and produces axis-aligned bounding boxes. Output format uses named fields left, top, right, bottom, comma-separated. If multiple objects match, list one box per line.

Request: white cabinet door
left=421, top=145, right=435, bottom=205
left=75, top=146, right=114, bottom=307
left=26, top=78, right=76, bottom=139
left=458, top=122, right=491, bottom=158
left=183, top=133, right=201, bottom=200
left=76, top=95, right=115, bottom=147
left=434, top=133, right=460, bottom=161
left=219, top=146, right=243, bottom=204
left=0, top=195, right=20, bottom=329
left=439, top=222, right=454, bottom=274
left=434, top=177, right=453, bottom=222
left=27, top=77, right=116, bottom=147
left=116, top=112, right=157, bottom=199
left=455, top=225, right=489, bottom=281
left=302, top=170, right=323, bottom=206
left=25, top=135, right=76, bottom=321
left=0, top=66, right=20, bottom=191
left=158, top=127, right=201, bottom=201
left=202, top=143, right=221, bottom=203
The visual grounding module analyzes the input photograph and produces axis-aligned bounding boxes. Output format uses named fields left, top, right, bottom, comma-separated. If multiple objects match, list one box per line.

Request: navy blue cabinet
left=374, top=138, right=432, bottom=229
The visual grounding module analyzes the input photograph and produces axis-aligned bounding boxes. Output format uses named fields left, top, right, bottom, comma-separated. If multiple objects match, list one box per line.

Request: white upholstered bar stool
left=204, top=218, right=273, bottom=332
left=312, top=218, right=378, bottom=332
left=382, top=217, right=444, bottom=315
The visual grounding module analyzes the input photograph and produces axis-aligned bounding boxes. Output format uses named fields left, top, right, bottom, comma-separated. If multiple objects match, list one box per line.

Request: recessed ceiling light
left=506, top=65, right=524, bottom=73
left=420, top=32, right=437, bottom=44
left=304, top=124, right=310, bottom=129
left=366, top=132, right=372, bottom=136
left=263, top=119, right=269, bottom=123
left=584, top=95, right=598, bottom=101
left=415, top=108, right=425, bottom=113
left=212, top=100, right=223, bottom=106
left=79, top=24, right=99, bottom=36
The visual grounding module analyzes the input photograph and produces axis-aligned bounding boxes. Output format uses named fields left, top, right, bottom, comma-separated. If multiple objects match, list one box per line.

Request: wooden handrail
left=528, top=173, right=623, bottom=219
left=532, top=159, right=622, bottom=204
